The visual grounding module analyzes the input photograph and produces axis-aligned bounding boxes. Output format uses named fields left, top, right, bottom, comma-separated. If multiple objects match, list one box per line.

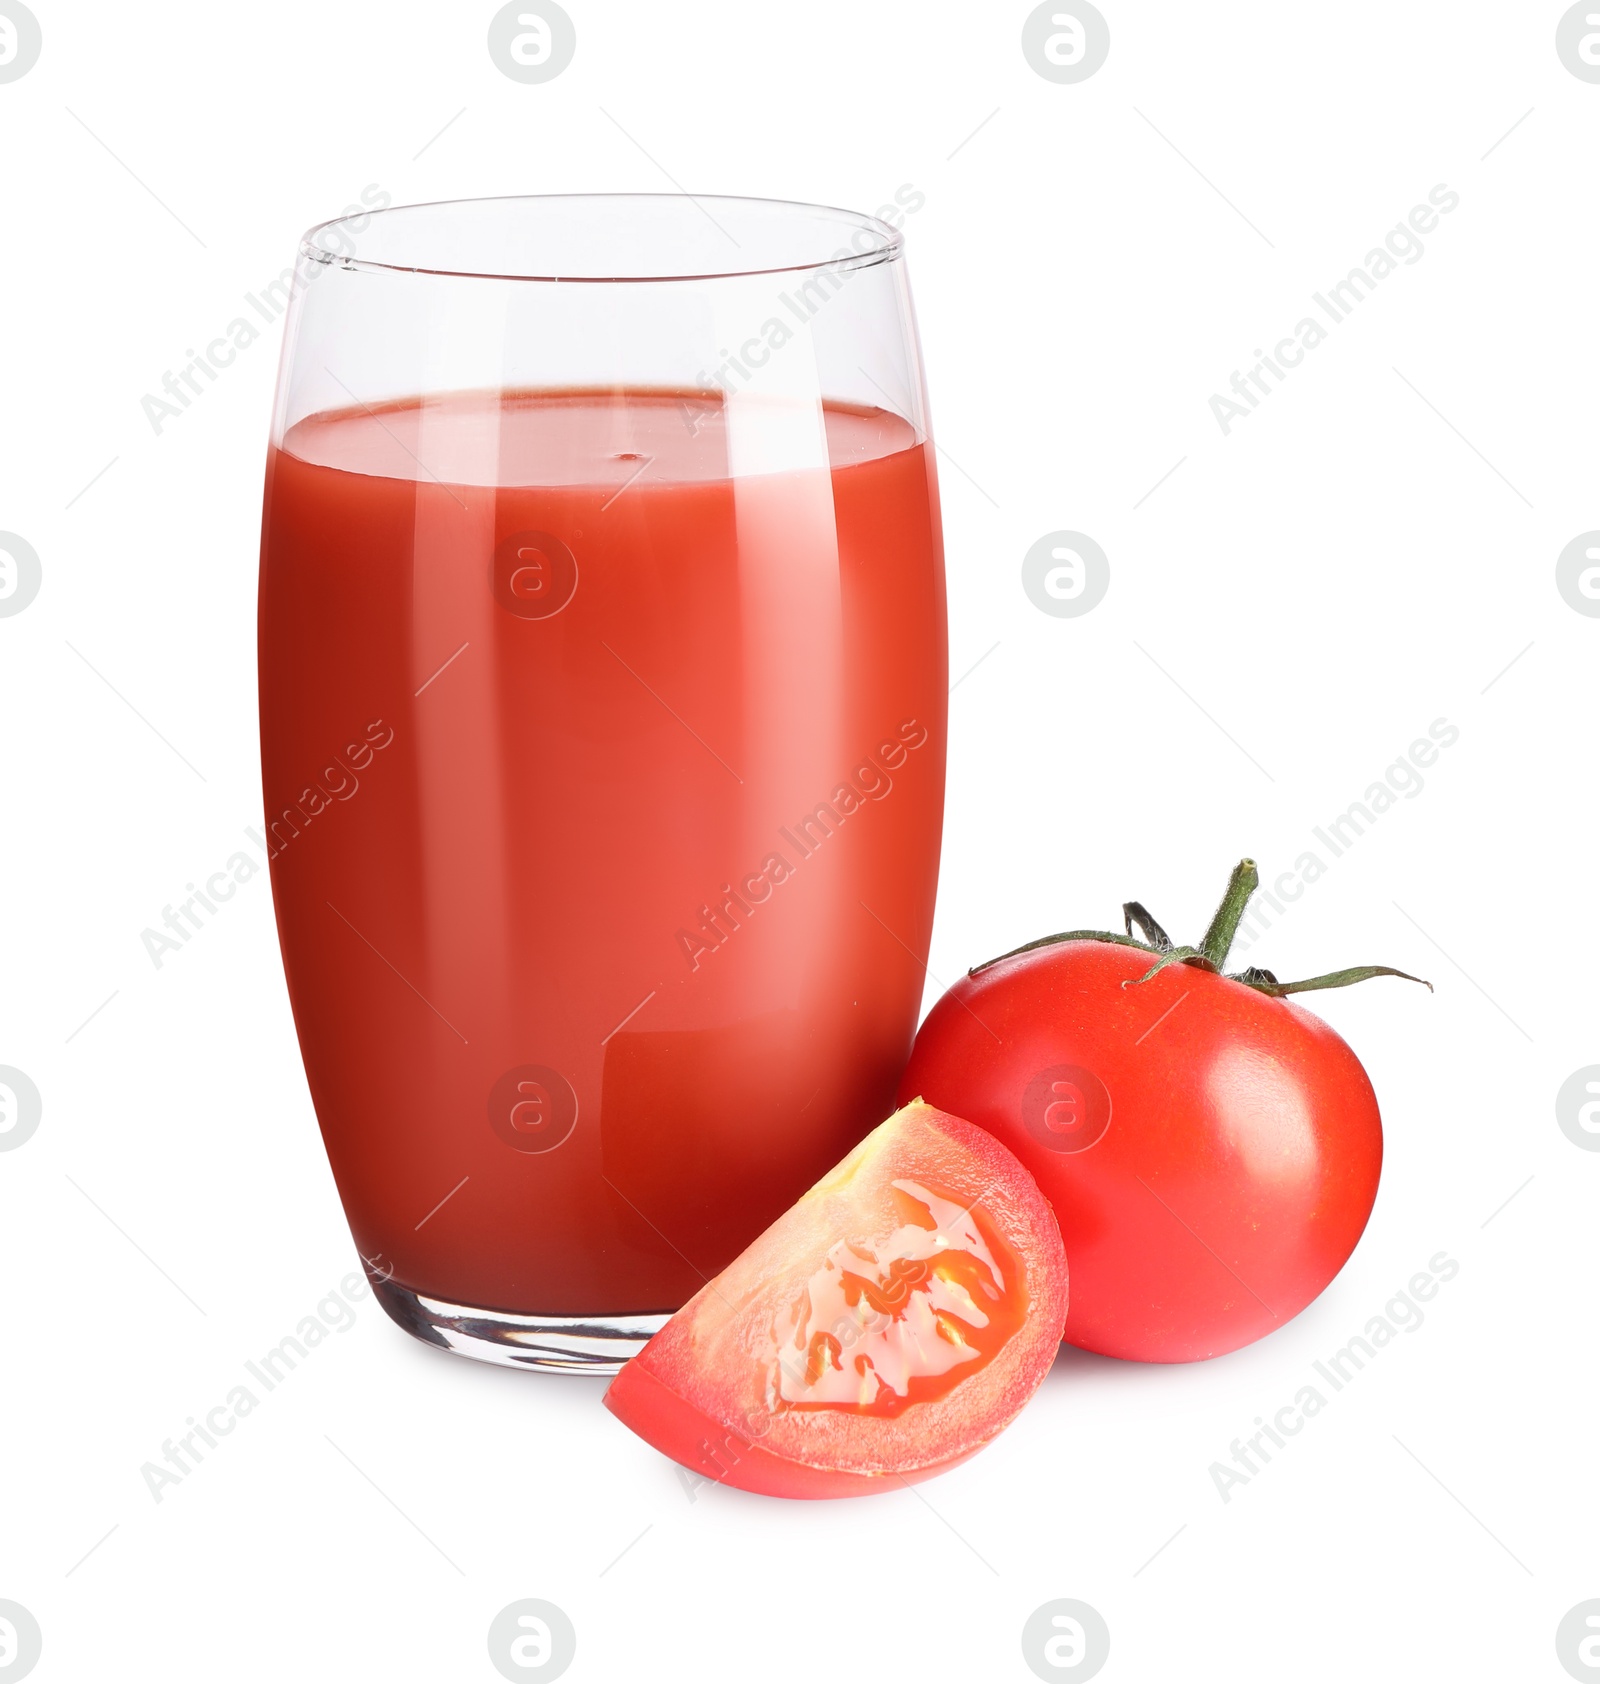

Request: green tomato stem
left=968, top=929, right=1149, bottom=977
left=1230, top=964, right=1433, bottom=997
left=1198, top=858, right=1259, bottom=970
left=967, top=858, right=1433, bottom=1003
left=1122, top=901, right=1173, bottom=951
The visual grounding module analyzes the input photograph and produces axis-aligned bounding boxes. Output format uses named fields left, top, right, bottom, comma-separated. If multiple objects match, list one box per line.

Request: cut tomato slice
left=603, top=1100, right=1067, bottom=1499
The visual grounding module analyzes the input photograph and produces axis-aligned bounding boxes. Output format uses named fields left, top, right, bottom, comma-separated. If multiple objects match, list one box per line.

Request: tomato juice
left=258, top=388, right=946, bottom=1317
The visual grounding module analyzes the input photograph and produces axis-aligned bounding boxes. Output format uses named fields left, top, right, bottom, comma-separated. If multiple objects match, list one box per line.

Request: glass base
left=369, top=1272, right=668, bottom=1374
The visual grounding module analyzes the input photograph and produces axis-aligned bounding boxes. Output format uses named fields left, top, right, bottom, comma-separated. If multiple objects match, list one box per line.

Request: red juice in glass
left=258, top=198, right=947, bottom=1370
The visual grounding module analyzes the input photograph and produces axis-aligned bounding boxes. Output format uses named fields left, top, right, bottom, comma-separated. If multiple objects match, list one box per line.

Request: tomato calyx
left=970, top=858, right=1434, bottom=999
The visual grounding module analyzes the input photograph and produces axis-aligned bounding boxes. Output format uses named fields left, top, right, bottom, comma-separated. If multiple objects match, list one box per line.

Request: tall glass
left=257, top=195, right=947, bottom=1371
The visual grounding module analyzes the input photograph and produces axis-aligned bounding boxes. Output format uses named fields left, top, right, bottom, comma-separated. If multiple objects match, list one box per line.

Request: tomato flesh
left=603, top=1101, right=1066, bottom=1497
left=897, top=942, right=1383, bottom=1363
left=770, top=1178, right=1027, bottom=1416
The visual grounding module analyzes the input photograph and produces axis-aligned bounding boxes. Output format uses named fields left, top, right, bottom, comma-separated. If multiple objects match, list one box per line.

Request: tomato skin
left=896, top=942, right=1383, bottom=1363
left=603, top=1359, right=988, bottom=1500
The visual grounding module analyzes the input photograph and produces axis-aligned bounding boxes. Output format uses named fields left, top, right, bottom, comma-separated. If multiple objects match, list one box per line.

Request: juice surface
left=259, top=388, right=947, bottom=1314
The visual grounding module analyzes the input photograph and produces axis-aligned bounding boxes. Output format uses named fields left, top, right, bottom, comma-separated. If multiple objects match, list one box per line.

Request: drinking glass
left=258, top=194, right=947, bottom=1371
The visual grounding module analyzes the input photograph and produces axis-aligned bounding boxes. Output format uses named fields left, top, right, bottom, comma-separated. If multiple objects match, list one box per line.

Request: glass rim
left=299, top=191, right=907, bottom=286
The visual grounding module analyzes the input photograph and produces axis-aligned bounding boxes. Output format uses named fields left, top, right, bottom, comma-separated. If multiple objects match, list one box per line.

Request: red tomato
left=897, top=940, right=1387, bottom=1363
left=604, top=1101, right=1067, bottom=1498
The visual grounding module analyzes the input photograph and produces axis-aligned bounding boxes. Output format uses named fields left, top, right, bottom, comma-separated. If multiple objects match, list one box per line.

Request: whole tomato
left=896, top=861, right=1428, bottom=1362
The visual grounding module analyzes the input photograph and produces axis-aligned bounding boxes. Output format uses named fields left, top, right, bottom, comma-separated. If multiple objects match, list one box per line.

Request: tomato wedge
left=603, top=1100, right=1067, bottom=1499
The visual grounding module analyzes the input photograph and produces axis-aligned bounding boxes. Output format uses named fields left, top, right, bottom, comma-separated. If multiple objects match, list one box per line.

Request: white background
left=2, top=3, right=1595, bottom=1680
